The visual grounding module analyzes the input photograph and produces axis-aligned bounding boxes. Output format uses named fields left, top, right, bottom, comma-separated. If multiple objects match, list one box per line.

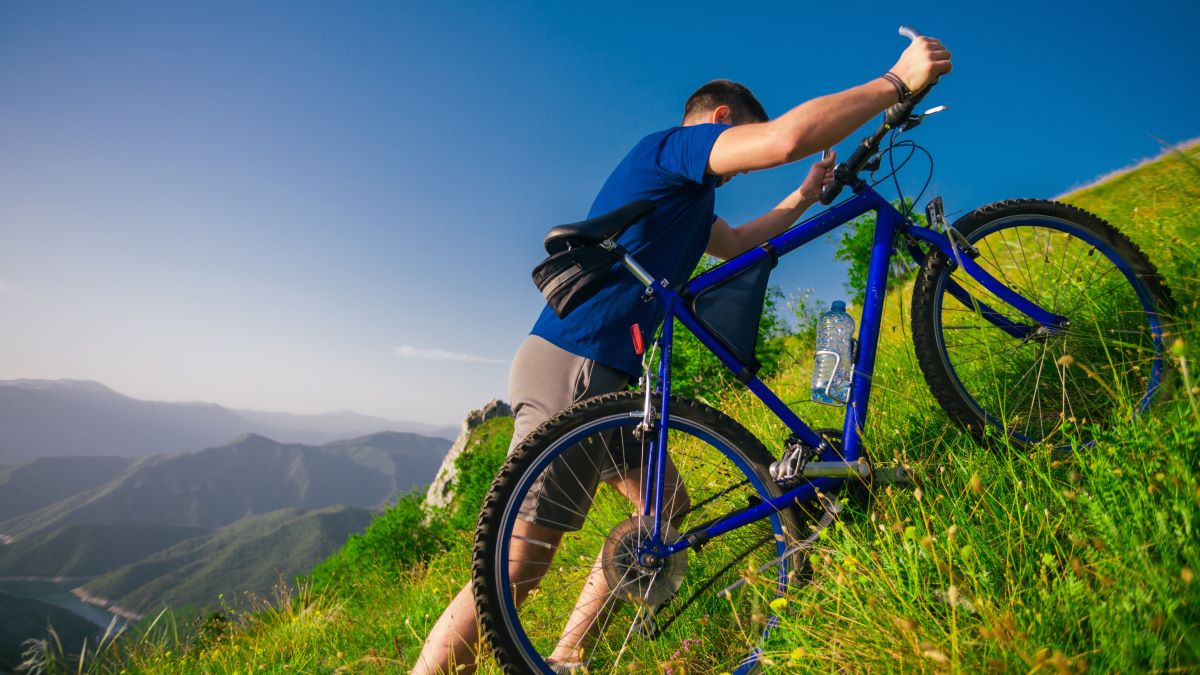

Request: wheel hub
left=601, top=516, right=687, bottom=607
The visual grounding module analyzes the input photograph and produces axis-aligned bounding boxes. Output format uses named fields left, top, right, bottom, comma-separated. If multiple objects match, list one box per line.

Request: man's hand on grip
left=891, top=36, right=952, bottom=93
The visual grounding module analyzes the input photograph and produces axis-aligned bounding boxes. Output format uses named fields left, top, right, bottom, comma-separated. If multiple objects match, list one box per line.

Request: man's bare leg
left=411, top=519, right=565, bottom=675
left=547, top=459, right=690, bottom=666
left=545, top=548, right=613, bottom=667
left=411, top=581, right=476, bottom=675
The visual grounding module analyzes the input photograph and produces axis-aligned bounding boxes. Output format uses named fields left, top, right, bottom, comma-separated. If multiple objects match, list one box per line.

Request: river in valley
left=0, top=578, right=130, bottom=632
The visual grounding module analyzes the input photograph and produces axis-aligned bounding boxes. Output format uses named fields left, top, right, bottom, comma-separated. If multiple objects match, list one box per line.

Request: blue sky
left=1, top=1, right=1197, bottom=424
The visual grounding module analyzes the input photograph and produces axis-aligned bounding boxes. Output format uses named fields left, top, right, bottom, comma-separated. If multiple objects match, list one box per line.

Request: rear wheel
left=911, top=199, right=1174, bottom=447
left=473, top=392, right=818, bottom=674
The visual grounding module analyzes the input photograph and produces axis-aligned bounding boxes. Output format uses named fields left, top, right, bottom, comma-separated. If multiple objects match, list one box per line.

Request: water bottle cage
left=813, top=349, right=842, bottom=399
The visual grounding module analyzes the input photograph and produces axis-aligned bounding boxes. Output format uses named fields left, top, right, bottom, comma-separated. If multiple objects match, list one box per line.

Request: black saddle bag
left=532, top=245, right=619, bottom=319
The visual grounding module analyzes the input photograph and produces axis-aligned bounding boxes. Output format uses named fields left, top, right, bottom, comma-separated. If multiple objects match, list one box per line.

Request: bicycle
left=473, top=26, right=1175, bottom=674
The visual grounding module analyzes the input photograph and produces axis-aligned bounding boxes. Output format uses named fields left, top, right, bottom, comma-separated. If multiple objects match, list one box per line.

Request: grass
left=21, top=145, right=1199, bottom=673
left=738, top=142, right=1200, bottom=673
left=746, top=363, right=1199, bottom=673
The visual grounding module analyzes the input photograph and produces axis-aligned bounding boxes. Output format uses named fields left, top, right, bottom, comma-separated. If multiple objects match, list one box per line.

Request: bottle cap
left=831, top=300, right=846, bottom=312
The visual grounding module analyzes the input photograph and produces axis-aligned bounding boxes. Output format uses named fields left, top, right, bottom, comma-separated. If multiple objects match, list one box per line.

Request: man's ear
left=710, top=105, right=732, bottom=125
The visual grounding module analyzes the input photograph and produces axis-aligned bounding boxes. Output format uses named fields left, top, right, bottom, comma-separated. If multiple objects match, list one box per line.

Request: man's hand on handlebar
left=890, top=36, right=953, bottom=93
left=799, top=151, right=837, bottom=203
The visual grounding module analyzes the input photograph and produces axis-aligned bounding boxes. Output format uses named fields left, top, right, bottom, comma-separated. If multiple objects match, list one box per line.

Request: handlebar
left=819, top=25, right=939, bottom=206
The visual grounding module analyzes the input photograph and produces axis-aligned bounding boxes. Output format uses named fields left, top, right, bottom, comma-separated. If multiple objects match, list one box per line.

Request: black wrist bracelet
left=883, top=75, right=904, bottom=103
left=882, top=71, right=912, bottom=103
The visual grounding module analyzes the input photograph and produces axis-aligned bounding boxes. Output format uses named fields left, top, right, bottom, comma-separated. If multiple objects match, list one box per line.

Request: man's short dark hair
left=683, top=80, right=768, bottom=125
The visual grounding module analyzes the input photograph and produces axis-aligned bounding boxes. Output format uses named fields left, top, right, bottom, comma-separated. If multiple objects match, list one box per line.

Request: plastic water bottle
left=811, top=301, right=854, bottom=405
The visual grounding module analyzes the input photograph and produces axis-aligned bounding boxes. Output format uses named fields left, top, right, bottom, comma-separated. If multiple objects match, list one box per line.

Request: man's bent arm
left=706, top=152, right=836, bottom=260
left=708, top=79, right=896, bottom=176
left=707, top=37, right=952, bottom=176
left=706, top=191, right=812, bottom=260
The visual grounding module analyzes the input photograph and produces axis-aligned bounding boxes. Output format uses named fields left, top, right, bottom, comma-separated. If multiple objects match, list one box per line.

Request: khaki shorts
left=508, top=335, right=641, bottom=531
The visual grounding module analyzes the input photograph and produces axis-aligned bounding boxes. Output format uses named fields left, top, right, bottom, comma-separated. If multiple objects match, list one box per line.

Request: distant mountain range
left=0, top=379, right=458, bottom=465
left=0, top=431, right=451, bottom=542
left=79, top=505, right=374, bottom=616
left=0, top=381, right=467, bottom=659
left=0, top=428, right=453, bottom=632
left=0, top=457, right=134, bottom=523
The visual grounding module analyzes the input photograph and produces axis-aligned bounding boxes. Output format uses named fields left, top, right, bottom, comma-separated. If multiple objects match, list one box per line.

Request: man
left=413, top=35, right=951, bottom=674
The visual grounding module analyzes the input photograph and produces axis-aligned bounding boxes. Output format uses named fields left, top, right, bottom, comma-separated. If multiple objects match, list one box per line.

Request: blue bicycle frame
left=624, top=185, right=1067, bottom=558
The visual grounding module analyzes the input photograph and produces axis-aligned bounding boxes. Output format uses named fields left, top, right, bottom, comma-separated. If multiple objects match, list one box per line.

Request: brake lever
left=901, top=105, right=949, bottom=132
left=821, top=26, right=942, bottom=206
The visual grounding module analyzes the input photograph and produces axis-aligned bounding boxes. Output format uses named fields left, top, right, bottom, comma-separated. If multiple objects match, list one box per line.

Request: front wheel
left=911, top=199, right=1175, bottom=447
left=473, top=392, right=810, bottom=674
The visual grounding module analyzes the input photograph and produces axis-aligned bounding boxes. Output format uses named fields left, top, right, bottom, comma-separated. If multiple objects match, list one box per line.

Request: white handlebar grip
left=898, top=25, right=923, bottom=41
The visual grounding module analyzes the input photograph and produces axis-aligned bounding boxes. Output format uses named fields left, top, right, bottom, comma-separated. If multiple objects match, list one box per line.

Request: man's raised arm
left=707, top=36, right=952, bottom=176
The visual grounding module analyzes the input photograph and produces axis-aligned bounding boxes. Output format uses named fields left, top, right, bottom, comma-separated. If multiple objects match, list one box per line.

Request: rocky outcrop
left=424, top=400, right=512, bottom=510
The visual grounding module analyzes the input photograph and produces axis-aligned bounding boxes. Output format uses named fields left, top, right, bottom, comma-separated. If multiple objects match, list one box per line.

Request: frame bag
left=691, top=256, right=774, bottom=371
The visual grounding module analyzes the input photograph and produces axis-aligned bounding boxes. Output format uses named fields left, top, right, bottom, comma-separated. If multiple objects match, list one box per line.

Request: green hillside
left=0, top=523, right=210, bottom=578
left=0, top=457, right=133, bottom=523
left=1064, top=141, right=1199, bottom=292
left=80, top=505, right=374, bottom=616
left=28, top=144, right=1200, bottom=673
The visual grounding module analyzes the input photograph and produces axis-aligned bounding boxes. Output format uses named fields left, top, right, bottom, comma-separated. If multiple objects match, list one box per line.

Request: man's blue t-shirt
left=531, top=123, right=729, bottom=376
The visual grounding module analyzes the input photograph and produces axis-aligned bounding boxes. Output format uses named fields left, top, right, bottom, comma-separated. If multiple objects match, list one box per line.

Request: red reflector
left=630, top=324, right=645, bottom=356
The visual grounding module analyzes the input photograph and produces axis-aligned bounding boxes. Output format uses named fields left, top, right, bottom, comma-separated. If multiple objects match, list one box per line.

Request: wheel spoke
left=914, top=207, right=1170, bottom=446
left=478, top=395, right=808, bottom=673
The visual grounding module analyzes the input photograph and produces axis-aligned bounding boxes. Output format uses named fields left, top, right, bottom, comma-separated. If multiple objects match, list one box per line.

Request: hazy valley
left=0, top=381, right=457, bottom=670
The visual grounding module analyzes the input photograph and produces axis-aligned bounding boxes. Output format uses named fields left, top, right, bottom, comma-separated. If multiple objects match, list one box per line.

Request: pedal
left=873, top=465, right=914, bottom=485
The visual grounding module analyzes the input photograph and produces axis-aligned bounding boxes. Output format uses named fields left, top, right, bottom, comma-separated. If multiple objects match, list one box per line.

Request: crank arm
left=798, top=461, right=913, bottom=483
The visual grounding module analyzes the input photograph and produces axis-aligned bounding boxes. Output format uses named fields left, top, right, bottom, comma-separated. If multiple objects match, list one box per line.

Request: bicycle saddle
left=543, top=199, right=656, bottom=254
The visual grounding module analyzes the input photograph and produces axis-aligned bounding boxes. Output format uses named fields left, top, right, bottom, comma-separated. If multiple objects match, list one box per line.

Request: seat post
left=602, top=240, right=655, bottom=287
